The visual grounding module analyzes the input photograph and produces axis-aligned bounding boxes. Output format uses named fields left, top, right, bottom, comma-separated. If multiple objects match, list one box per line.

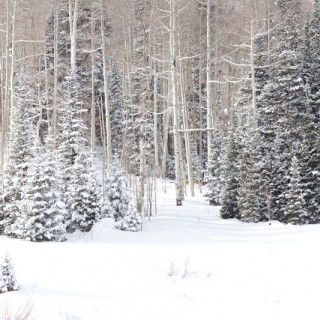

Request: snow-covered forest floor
left=1, top=181, right=320, bottom=320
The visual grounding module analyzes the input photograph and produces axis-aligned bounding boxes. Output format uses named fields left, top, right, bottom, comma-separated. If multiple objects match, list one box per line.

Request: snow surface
left=1, top=179, right=320, bottom=319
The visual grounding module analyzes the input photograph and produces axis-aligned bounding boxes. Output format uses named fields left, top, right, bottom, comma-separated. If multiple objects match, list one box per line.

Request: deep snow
left=1, top=180, right=320, bottom=319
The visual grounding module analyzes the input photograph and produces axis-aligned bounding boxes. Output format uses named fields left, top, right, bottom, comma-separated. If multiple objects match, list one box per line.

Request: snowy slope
left=1, top=180, right=320, bottom=320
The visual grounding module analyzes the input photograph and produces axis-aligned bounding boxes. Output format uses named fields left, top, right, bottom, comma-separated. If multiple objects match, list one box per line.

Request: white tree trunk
left=69, top=0, right=79, bottom=73
left=206, top=0, right=214, bottom=158
left=53, top=0, right=58, bottom=148
left=179, top=60, right=194, bottom=197
left=170, top=0, right=183, bottom=206
left=100, top=0, right=112, bottom=166
left=90, top=4, right=96, bottom=154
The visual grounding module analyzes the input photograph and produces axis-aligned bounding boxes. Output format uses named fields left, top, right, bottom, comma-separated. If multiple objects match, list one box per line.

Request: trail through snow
left=0, top=180, right=320, bottom=319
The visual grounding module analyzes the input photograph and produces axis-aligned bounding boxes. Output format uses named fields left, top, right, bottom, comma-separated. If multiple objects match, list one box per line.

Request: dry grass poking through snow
left=0, top=300, right=35, bottom=320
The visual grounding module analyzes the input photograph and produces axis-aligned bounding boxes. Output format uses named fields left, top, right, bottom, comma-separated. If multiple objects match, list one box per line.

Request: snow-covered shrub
left=0, top=254, right=18, bottom=294
left=104, top=159, right=141, bottom=231
left=12, top=141, right=66, bottom=242
left=67, top=153, right=100, bottom=232
left=115, top=199, right=142, bottom=232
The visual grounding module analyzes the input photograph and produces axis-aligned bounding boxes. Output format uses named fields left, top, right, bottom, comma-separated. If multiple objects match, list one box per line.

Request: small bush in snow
left=0, top=254, right=19, bottom=294
left=104, top=159, right=141, bottom=232
left=115, top=199, right=142, bottom=232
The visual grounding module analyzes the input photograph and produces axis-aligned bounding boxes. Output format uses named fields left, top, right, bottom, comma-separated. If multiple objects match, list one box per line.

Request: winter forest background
left=0, top=0, right=318, bottom=244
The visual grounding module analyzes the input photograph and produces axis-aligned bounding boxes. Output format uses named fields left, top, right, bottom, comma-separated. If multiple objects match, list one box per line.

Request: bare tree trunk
left=53, top=0, right=59, bottom=148
left=206, top=0, right=214, bottom=158
left=90, top=3, right=96, bottom=154
left=100, top=0, right=112, bottom=166
left=69, top=0, right=79, bottom=73
left=153, top=72, right=159, bottom=176
left=170, top=0, right=183, bottom=206
left=161, top=79, right=170, bottom=178
left=179, top=59, right=194, bottom=196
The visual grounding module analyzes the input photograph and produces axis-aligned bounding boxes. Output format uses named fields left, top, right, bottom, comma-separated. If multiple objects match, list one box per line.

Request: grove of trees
left=0, top=0, right=318, bottom=239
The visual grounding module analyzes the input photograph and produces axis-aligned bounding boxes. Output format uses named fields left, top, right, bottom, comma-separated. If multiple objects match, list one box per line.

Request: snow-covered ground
left=1, top=180, right=320, bottom=320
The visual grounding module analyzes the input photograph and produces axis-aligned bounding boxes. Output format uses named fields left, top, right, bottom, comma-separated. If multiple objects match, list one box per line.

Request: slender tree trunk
left=180, top=59, right=194, bottom=196
left=90, top=3, right=96, bottom=154
left=69, top=0, right=79, bottom=73
left=170, top=0, right=183, bottom=206
left=154, top=72, right=159, bottom=175
left=100, top=0, right=112, bottom=165
left=206, top=0, right=214, bottom=158
left=53, top=0, right=59, bottom=148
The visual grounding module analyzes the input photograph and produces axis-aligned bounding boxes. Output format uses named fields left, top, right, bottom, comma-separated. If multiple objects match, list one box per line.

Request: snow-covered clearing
left=1, top=180, right=320, bottom=320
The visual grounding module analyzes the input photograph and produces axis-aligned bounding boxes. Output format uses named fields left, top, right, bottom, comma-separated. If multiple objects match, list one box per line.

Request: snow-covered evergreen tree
left=0, top=254, right=18, bottom=293
left=104, top=160, right=131, bottom=220
left=237, top=128, right=266, bottom=223
left=257, top=0, right=306, bottom=221
left=206, top=122, right=226, bottom=206
left=109, top=64, right=125, bottom=153
left=58, top=72, right=88, bottom=227
left=104, top=159, right=141, bottom=231
left=67, top=153, right=100, bottom=232
left=13, top=139, right=66, bottom=242
left=304, top=0, right=320, bottom=124
left=284, top=156, right=307, bottom=224
left=115, top=198, right=141, bottom=232
left=220, top=117, right=241, bottom=219
left=1, top=71, right=35, bottom=235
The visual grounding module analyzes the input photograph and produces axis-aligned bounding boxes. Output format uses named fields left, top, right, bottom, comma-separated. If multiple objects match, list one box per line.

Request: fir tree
left=0, top=254, right=19, bottom=293
left=284, top=156, right=307, bottom=224
left=104, top=159, right=131, bottom=222
left=58, top=72, right=88, bottom=227
left=13, top=140, right=66, bottom=242
left=1, top=71, right=35, bottom=235
left=258, top=0, right=306, bottom=221
left=220, top=117, right=241, bottom=219
left=206, top=122, right=226, bottom=206
left=109, top=64, right=125, bottom=153
left=115, top=198, right=141, bottom=232
left=237, top=129, right=266, bottom=223
left=67, top=153, right=100, bottom=232
left=304, top=0, right=320, bottom=124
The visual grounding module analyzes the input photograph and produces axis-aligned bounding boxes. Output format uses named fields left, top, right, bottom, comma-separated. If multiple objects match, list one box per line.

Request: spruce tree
left=0, top=254, right=18, bottom=293
left=220, top=117, right=241, bottom=219
left=258, top=0, right=306, bottom=221
left=1, top=71, right=35, bottom=235
left=67, top=153, right=100, bottom=232
left=13, top=140, right=66, bottom=242
left=109, top=64, right=125, bottom=153
left=58, top=72, right=88, bottom=227
left=284, top=156, right=307, bottom=224
left=304, top=0, right=320, bottom=124
left=115, top=198, right=141, bottom=232
left=104, top=159, right=131, bottom=221
left=206, top=122, right=226, bottom=206
left=237, top=129, right=266, bottom=223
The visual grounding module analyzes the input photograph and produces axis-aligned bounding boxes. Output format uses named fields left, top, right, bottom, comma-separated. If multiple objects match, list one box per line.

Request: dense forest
left=0, top=0, right=318, bottom=242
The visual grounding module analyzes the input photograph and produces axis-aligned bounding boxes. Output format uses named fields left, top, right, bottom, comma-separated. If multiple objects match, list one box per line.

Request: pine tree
left=1, top=71, right=35, bottom=235
left=115, top=198, right=141, bottom=232
left=109, top=64, right=125, bottom=153
left=220, top=117, right=241, bottom=219
left=67, top=153, right=100, bottom=232
left=304, top=0, right=320, bottom=124
left=13, top=140, right=66, bottom=242
left=58, top=72, right=88, bottom=227
left=257, top=0, right=306, bottom=221
left=0, top=254, right=19, bottom=293
left=206, top=122, right=226, bottom=206
left=104, top=159, right=131, bottom=221
left=238, top=129, right=266, bottom=223
left=284, top=156, right=307, bottom=224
